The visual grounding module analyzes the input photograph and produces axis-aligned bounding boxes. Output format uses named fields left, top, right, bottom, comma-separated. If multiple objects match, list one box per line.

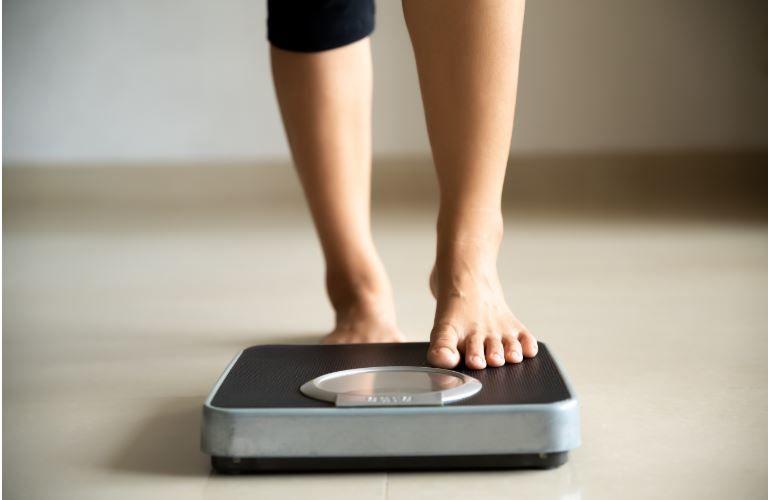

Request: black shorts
left=267, top=0, right=375, bottom=53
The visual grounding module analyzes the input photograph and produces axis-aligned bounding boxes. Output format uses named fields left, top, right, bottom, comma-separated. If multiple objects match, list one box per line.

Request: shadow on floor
left=107, top=333, right=324, bottom=477
left=109, top=396, right=210, bottom=477
left=204, top=332, right=324, bottom=350
left=257, top=333, right=324, bottom=345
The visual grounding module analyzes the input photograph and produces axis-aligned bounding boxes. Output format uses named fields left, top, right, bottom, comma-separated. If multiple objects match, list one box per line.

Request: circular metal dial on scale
left=300, top=366, right=482, bottom=407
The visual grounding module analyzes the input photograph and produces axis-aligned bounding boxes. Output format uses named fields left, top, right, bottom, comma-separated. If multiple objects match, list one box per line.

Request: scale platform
left=201, top=342, right=580, bottom=473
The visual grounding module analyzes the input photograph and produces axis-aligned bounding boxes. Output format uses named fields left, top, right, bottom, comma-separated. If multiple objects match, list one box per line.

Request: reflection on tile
left=387, top=465, right=581, bottom=500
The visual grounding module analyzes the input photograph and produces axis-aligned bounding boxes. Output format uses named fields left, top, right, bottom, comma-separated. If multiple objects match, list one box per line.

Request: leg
left=271, top=37, right=403, bottom=343
left=403, top=0, right=537, bottom=368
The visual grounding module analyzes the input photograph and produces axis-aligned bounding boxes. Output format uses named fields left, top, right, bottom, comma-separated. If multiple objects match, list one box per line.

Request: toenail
left=491, top=353, right=503, bottom=362
left=436, top=346, right=455, bottom=356
left=511, top=351, right=523, bottom=362
left=472, top=355, right=485, bottom=366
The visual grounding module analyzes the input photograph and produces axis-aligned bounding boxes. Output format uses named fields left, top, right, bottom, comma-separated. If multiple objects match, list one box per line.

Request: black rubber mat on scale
left=210, top=342, right=572, bottom=408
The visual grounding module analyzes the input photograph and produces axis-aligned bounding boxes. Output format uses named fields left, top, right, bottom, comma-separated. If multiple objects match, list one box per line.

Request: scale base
left=211, top=452, right=568, bottom=474
left=202, top=342, right=580, bottom=473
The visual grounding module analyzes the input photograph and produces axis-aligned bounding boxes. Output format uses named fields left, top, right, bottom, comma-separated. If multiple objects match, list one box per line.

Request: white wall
left=3, top=0, right=767, bottom=164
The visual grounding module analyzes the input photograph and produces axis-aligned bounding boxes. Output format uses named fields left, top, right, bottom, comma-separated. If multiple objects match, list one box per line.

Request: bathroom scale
left=201, top=342, right=580, bottom=473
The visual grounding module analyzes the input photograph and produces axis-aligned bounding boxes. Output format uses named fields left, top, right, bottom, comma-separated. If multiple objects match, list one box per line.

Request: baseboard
left=4, top=151, right=767, bottom=221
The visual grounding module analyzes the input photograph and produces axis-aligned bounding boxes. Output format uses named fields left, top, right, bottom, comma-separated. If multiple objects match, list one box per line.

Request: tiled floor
left=4, top=200, right=767, bottom=499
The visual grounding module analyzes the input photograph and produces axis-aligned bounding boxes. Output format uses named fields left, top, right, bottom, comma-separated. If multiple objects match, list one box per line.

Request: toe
left=427, top=323, right=461, bottom=368
left=502, top=335, right=524, bottom=364
left=518, top=330, right=538, bottom=358
left=484, top=336, right=505, bottom=367
left=464, top=333, right=487, bottom=369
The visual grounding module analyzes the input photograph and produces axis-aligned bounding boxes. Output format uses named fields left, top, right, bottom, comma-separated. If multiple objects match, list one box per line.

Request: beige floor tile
left=4, top=205, right=767, bottom=499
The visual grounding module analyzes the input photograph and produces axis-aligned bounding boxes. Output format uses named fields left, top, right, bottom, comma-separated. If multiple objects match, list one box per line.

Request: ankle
left=435, top=208, right=503, bottom=264
left=325, top=257, right=393, bottom=313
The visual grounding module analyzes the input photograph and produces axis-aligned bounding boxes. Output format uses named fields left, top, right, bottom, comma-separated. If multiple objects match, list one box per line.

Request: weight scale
left=201, top=342, right=580, bottom=472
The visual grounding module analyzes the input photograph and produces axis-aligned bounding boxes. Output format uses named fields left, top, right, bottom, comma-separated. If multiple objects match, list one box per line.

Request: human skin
left=403, top=0, right=537, bottom=369
left=270, top=0, right=537, bottom=369
left=271, top=38, right=403, bottom=344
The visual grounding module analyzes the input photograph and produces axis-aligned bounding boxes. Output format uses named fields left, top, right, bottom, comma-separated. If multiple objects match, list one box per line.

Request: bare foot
left=427, top=220, right=537, bottom=369
left=321, top=260, right=405, bottom=344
